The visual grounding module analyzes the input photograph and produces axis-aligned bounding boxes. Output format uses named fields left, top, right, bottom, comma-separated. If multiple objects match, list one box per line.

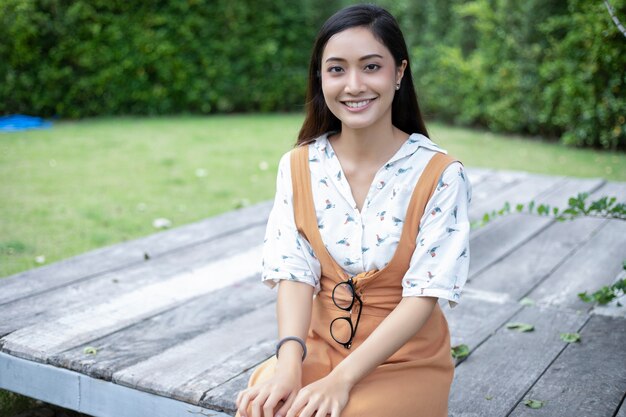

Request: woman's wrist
left=276, top=342, right=305, bottom=370
left=328, top=362, right=357, bottom=389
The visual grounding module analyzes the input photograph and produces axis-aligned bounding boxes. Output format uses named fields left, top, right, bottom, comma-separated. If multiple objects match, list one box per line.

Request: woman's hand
left=285, top=373, right=351, bottom=417
left=236, top=365, right=302, bottom=417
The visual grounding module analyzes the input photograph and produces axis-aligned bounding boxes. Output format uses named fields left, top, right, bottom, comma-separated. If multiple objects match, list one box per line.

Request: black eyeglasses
left=330, top=277, right=363, bottom=349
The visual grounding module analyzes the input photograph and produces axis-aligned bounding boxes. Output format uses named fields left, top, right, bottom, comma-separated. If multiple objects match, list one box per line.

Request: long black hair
left=297, top=4, right=429, bottom=146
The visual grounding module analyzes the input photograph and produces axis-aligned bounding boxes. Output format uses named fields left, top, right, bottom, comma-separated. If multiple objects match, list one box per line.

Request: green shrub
left=0, top=0, right=340, bottom=117
left=1, top=0, right=624, bottom=149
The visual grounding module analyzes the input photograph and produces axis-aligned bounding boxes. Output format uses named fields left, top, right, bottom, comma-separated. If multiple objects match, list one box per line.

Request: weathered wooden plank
left=464, top=167, right=493, bottom=185
left=468, top=216, right=605, bottom=300
left=468, top=214, right=553, bottom=277
left=508, top=315, right=626, bottom=417
left=531, top=176, right=605, bottom=208
left=468, top=173, right=564, bottom=222
left=111, top=303, right=276, bottom=404
left=0, top=243, right=264, bottom=362
left=48, top=275, right=276, bottom=381
left=448, top=305, right=588, bottom=417
left=200, top=366, right=256, bottom=415
left=528, top=218, right=626, bottom=311
left=176, top=339, right=275, bottom=407
left=0, top=352, right=230, bottom=417
left=444, top=295, right=522, bottom=362
left=589, top=180, right=626, bottom=200
left=616, top=399, right=626, bottom=417
left=0, top=201, right=272, bottom=305
left=0, top=223, right=265, bottom=338
left=467, top=170, right=529, bottom=221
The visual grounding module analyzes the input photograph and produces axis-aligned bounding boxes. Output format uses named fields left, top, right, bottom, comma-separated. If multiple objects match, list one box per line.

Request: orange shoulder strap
left=399, top=152, right=462, bottom=247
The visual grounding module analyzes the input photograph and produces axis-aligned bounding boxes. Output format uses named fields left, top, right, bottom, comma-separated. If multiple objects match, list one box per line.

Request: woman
left=236, top=4, right=471, bottom=417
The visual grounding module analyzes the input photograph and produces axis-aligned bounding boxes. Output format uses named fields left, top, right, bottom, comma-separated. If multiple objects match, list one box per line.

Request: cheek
left=321, top=78, right=341, bottom=102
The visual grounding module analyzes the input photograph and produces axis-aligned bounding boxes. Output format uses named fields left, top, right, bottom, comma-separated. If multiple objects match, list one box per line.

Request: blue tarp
left=0, top=114, right=53, bottom=132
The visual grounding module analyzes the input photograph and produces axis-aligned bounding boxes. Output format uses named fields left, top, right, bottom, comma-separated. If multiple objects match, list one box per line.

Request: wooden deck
left=1, top=167, right=625, bottom=417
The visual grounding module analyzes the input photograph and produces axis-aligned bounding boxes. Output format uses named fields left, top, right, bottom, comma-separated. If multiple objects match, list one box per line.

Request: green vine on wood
left=475, top=192, right=626, bottom=307
left=471, top=192, right=626, bottom=230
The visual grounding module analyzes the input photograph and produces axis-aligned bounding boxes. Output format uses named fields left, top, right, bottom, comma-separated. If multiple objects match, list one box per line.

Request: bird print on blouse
left=261, top=132, right=472, bottom=307
left=336, top=238, right=350, bottom=247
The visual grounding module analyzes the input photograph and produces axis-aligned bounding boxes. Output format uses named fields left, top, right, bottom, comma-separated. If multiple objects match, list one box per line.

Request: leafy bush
left=1, top=0, right=624, bottom=149
left=0, top=0, right=340, bottom=117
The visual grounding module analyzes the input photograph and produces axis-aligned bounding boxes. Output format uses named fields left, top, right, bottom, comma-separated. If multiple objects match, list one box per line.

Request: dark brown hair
left=296, top=4, right=429, bottom=146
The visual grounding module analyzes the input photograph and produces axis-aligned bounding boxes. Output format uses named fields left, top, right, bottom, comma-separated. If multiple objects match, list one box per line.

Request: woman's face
left=320, top=26, right=406, bottom=131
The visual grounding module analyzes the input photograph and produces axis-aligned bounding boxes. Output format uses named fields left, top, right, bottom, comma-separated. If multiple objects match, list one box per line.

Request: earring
left=395, top=82, right=400, bottom=90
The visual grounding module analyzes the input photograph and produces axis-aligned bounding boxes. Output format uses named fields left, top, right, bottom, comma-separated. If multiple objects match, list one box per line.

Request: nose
left=344, top=70, right=365, bottom=95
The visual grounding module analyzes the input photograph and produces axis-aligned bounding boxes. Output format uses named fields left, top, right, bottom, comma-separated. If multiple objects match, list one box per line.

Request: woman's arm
left=285, top=296, right=437, bottom=417
left=332, top=295, right=437, bottom=385
left=275, top=280, right=314, bottom=372
left=237, top=280, right=313, bottom=417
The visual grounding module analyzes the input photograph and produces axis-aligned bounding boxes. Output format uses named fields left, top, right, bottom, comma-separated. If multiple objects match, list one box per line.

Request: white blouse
left=261, top=132, right=472, bottom=307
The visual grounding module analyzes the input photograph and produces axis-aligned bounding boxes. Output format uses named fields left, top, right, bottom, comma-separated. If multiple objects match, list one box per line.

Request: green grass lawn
left=1, top=113, right=625, bottom=279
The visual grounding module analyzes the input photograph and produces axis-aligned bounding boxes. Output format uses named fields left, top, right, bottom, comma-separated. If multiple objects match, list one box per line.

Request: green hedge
left=389, top=0, right=626, bottom=150
left=0, top=0, right=341, bottom=117
left=1, top=0, right=624, bottom=149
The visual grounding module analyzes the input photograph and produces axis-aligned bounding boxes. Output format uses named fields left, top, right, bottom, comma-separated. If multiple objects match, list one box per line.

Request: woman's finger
left=330, top=403, right=341, bottom=417
left=285, top=392, right=307, bottom=417
left=313, top=402, right=330, bottom=417
left=275, top=389, right=297, bottom=417
left=250, top=389, right=271, bottom=417
left=297, top=399, right=321, bottom=417
left=263, top=390, right=285, bottom=417
left=237, top=389, right=255, bottom=417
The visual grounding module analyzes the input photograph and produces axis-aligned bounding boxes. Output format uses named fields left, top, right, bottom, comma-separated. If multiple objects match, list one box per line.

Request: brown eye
left=364, top=64, right=380, bottom=71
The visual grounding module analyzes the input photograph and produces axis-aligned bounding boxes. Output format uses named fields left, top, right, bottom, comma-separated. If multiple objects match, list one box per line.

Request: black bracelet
left=276, top=336, right=307, bottom=361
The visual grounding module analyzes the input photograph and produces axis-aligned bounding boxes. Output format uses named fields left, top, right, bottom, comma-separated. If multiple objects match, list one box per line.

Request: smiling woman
left=235, top=5, right=470, bottom=417
left=320, top=28, right=406, bottom=132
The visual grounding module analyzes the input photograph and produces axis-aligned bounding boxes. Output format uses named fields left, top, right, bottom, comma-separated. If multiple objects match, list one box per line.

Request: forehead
left=322, top=26, right=390, bottom=61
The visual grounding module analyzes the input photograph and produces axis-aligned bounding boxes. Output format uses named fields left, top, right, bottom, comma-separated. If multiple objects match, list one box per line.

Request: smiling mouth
left=341, top=98, right=376, bottom=109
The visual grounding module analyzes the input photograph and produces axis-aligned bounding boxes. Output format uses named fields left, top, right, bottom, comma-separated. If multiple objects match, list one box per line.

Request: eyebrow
left=324, top=54, right=384, bottom=63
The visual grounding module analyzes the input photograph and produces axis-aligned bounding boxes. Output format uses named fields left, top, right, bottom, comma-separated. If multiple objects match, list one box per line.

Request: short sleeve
left=402, top=161, right=472, bottom=307
left=261, top=151, right=322, bottom=294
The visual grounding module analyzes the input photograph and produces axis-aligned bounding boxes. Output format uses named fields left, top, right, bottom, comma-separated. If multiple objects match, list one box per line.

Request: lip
left=340, top=97, right=377, bottom=112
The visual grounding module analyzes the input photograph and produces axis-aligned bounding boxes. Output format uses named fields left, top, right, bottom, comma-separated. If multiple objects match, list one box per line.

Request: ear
left=396, top=59, right=408, bottom=84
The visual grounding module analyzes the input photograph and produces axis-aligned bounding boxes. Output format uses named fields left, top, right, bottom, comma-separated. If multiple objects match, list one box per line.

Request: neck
left=330, top=119, right=408, bottom=163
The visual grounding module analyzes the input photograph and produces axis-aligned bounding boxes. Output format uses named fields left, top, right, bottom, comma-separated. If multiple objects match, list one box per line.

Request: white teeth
left=344, top=99, right=372, bottom=108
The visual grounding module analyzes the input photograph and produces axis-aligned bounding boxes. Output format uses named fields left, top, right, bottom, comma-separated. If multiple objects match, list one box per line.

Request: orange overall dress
left=240, top=146, right=459, bottom=417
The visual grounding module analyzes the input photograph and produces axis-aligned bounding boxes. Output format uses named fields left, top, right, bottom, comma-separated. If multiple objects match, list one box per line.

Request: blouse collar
left=314, top=132, right=447, bottom=165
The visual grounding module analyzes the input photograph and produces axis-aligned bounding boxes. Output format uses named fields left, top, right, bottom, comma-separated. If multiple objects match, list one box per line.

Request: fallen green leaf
left=524, top=399, right=545, bottom=409
left=84, top=346, right=97, bottom=355
left=485, top=395, right=493, bottom=401
left=519, top=297, right=535, bottom=307
left=560, top=332, right=581, bottom=343
left=451, top=344, right=470, bottom=359
left=506, top=322, right=535, bottom=332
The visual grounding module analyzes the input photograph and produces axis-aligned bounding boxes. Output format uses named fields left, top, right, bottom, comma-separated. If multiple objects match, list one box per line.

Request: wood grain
left=0, top=242, right=264, bottom=362
left=0, top=224, right=265, bottom=337
left=0, top=201, right=272, bottom=306
left=48, top=275, right=276, bottom=380
left=508, top=315, right=626, bottom=417
left=111, top=303, right=276, bottom=404
left=528, top=218, right=626, bottom=311
left=448, top=305, right=588, bottom=417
